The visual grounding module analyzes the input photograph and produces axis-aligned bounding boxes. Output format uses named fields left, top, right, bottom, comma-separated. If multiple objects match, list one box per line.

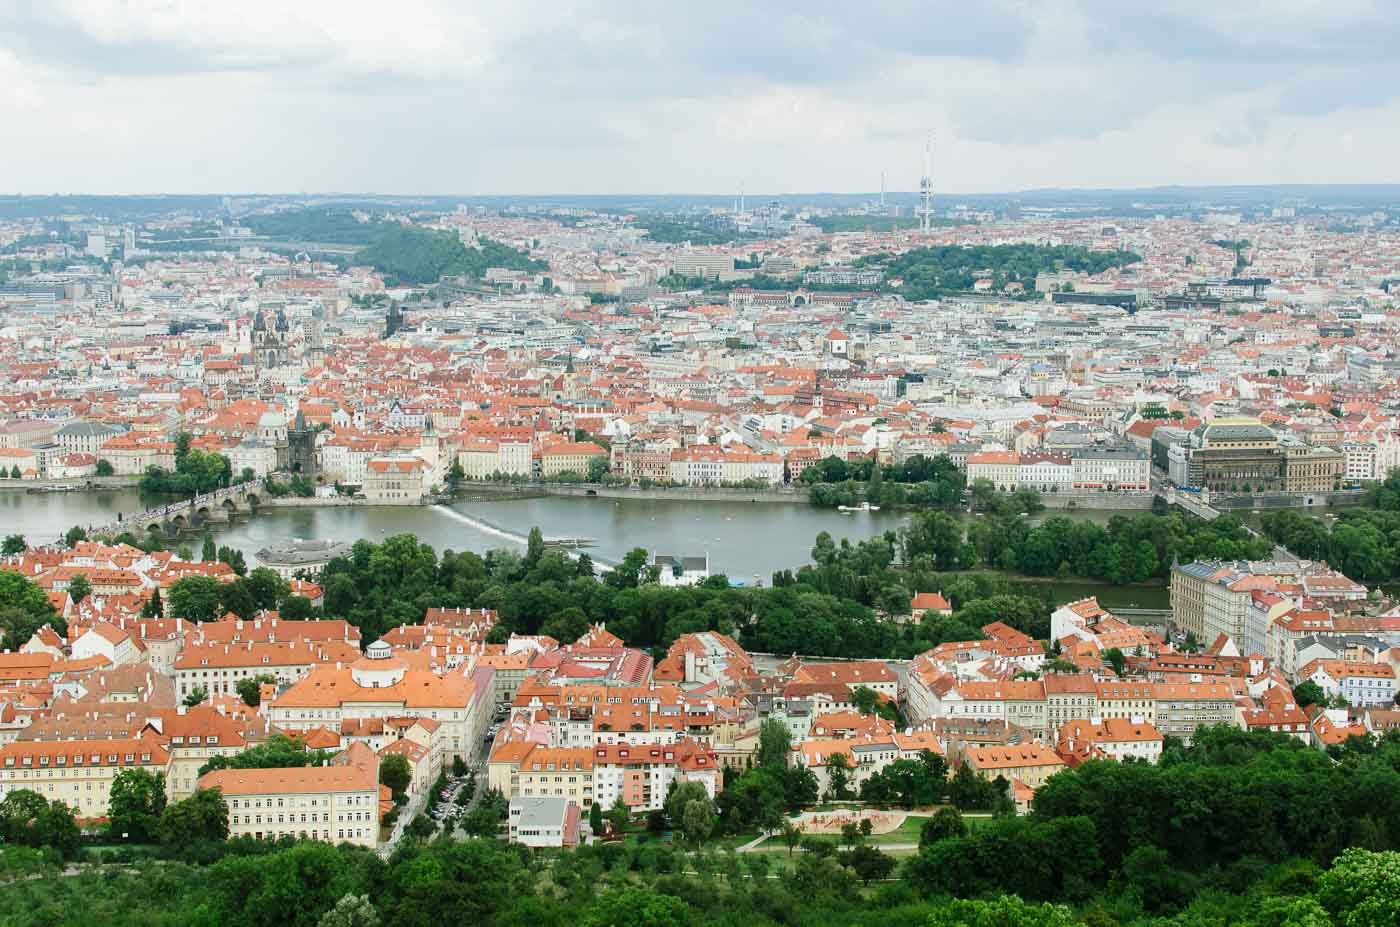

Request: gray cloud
left=0, top=1, right=1397, bottom=193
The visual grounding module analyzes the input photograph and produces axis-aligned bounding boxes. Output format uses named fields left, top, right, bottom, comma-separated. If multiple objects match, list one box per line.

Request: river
left=0, top=489, right=906, bottom=582
left=0, top=489, right=1174, bottom=600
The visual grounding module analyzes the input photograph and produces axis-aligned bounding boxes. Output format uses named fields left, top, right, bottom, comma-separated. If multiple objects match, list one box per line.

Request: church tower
left=288, top=409, right=317, bottom=477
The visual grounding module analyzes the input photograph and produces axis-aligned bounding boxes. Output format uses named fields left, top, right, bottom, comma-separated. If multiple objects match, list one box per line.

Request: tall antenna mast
left=919, top=132, right=934, bottom=234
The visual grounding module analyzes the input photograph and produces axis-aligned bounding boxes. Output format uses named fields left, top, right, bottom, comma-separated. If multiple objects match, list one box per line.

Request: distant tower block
left=919, top=133, right=934, bottom=234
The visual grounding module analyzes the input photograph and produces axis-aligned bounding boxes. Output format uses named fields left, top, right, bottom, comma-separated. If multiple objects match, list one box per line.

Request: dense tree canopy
left=803, top=453, right=968, bottom=510
left=357, top=227, right=546, bottom=286
left=869, top=244, right=1142, bottom=300
left=140, top=433, right=234, bottom=495
left=0, top=571, right=62, bottom=650
left=906, top=509, right=1272, bottom=585
left=1262, top=503, right=1400, bottom=580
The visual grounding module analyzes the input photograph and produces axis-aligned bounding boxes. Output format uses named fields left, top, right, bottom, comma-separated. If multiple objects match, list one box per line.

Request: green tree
left=0, top=789, right=48, bottom=845
left=95, top=458, right=114, bottom=476
left=607, top=547, right=651, bottom=589
left=235, top=674, right=278, bottom=707
left=825, top=752, right=854, bottom=800
left=589, top=799, right=604, bottom=835
left=158, top=787, right=229, bottom=844
left=183, top=687, right=208, bottom=708
left=925, top=896, right=1080, bottom=927
left=318, top=893, right=381, bottom=927
left=64, top=525, right=88, bottom=547
left=198, top=733, right=331, bottom=776
left=581, top=886, right=688, bottom=927
left=107, top=768, right=167, bottom=842
left=202, top=535, right=217, bottom=561
left=380, top=754, right=412, bottom=801
left=218, top=545, right=247, bottom=576
left=405, top=813, right=436, bottom=841
left=525, top=526, right=545, bottom=567
left=920, top=807, right=968, bottom=847
left=67, top=573, right=92, bottom=605
left=244, top=567, right=289, bottom=611
left=607, top=794, right=632, bottom=835
left=842, top=843, right=894, bottom=885
left=1, top=534, right=26, bottom=555
left=681, top=799, right=714, bottom=848
left=781, top=818, right=803, bottom=855
left=0, top=571, right=61, bottom=650
left=587, top=456, right=610, bottom=483
left=0, top=789, right=80, bottom=858
left=757, top=717, right=792, bottom=771
left=784, top=764, right=820, bottom=809
left=1315, top=847, right=1400, bottom=927
left=664, top=781, right=712, bottom=831
left=1102, top=647, right=1126, bottom=677
left=141, top=586, right=164, bottom=619
left=1293, top=680, right=1326, bottom=709
left=167, top=575, right=225, bottom=620
left=279, top=595, right=316, bottom=620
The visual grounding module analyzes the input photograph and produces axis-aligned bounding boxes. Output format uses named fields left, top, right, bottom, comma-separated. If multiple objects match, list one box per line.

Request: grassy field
left=867, top=817, right=926, bottom=845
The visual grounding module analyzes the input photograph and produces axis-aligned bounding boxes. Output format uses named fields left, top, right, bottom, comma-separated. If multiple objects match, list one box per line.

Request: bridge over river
left=86, top=481, right=265, bottom=539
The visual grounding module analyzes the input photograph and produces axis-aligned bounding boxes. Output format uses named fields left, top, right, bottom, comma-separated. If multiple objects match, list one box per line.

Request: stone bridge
left=90, top=480, right=265, bottom=539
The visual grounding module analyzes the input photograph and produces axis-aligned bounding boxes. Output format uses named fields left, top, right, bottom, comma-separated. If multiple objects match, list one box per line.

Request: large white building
left=199, top=741, right=382, bottom=848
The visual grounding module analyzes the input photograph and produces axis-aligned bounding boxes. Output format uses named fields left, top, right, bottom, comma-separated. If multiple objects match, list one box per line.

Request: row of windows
left=234, top=811, right=372, bottom=826
left=6, top=754, right=148, bottom=768
left=231, top=793, right=370, bottom=810
left=243, top=828, right=368, bottom=841
left=3, top=767, right=116, bottom=778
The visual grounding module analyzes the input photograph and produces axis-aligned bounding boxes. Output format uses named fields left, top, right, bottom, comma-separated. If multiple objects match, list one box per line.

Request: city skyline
left=2, top=2, right=1399, bottom=195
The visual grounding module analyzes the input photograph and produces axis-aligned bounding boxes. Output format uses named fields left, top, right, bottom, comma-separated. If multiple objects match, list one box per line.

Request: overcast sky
left=2, top=1, right=1398, bottom=196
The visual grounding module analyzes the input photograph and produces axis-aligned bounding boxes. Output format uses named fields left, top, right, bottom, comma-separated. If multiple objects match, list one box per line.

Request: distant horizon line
left=6, top=182, right=1400, bottom=200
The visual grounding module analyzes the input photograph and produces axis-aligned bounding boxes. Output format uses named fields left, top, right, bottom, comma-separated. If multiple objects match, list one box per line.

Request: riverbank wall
left=1039, top=493, right=1155, bottom=511
left=262, top=496, right=391, bottom=508
left=1212, top=490, right=1368, bottom=511
left=461, top=482, right=810, bottom=503
left=467, top=481, right=1162, bottom=509
left=0, top=476, right=142, bottom=491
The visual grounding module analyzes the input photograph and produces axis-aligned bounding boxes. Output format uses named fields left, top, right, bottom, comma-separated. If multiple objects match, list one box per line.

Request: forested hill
left=863, top=244, right=1142, bottom=300
left=356, top=227, right=546, bottom=285
left=244, top=208, right=546, bottom=285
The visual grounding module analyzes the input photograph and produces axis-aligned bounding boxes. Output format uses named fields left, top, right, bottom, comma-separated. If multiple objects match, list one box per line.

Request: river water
left=0, top=489, right=907, bottom=582
left=0, top=489, right=1174, bottom=599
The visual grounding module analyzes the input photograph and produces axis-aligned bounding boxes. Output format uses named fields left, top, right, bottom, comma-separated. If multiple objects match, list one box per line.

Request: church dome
left=350, top=639, right=406, bottom=688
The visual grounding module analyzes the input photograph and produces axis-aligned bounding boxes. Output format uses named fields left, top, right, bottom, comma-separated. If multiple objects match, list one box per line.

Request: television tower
left=880, top=170, right=886, bottom=208
left=918, top=133, right=934, bottom=234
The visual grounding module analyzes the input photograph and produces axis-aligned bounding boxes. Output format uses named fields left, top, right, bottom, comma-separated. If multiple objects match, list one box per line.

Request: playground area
left=790, top=809, right=906, bottom=835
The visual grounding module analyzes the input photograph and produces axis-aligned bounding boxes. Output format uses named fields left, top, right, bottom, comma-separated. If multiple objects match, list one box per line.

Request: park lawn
left=710, top=831, right=764, bottom=851
left=867, top=816, right=928, bottom=845
left=962, top=813, right=996, bottom=831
